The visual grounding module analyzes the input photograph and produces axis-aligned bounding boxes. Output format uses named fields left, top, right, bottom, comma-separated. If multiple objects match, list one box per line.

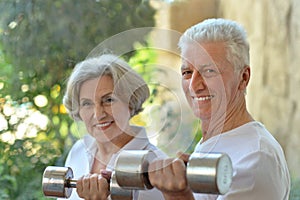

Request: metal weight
left=112, top=150, right=233, bottom=195
left=114, top=150, right=157, bottom=190
left=42, top=166, right=76, bottom=198
left=110, top=150, right=157, bottom=200
left=187, top=153, right=233, bottom=194
left=110, top=171, right=133, bottom=200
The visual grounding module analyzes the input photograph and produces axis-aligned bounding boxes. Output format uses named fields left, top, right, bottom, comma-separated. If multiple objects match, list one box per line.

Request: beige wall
left=218, top=0, right=300, bottom=179
left=152, top=0, right=300, bottom=178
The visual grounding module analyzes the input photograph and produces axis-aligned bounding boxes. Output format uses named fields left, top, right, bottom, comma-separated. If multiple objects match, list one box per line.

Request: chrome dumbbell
left=42, top=150, right=233, bottom=199
left=42, top=166, right=132, bottom=199
left=112, top=150, right=233, bottom=196
left=42, top=166, right=76, bottom=198
left=110, top=150, right=156, bottom=199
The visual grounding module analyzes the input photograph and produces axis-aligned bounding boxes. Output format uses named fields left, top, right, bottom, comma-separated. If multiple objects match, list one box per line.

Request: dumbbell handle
left=65, top=179, right=77, bottom=188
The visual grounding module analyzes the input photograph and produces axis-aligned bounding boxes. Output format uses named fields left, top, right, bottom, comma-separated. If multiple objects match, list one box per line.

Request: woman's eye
left=81, top=101, right=93, bottom=107
left=102, top=96, right=116, bottom=104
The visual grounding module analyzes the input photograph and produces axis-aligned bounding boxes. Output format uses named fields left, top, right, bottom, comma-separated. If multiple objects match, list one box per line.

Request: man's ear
left=238, top=65, right=250, bottom=90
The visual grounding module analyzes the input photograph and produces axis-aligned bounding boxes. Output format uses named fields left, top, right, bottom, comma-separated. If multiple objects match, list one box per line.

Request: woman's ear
left=238, top=65, right=251, bottom=91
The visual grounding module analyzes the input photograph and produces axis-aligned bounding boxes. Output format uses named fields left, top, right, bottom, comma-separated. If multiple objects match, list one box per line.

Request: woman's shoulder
left=68, top=138, right=85, bottom=153
left=69, top=134, right=95, bottom=153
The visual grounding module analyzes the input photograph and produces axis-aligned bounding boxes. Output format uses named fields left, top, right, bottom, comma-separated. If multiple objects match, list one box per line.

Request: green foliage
left=0, top=0, right=155, bottom=103
left=290, top=178, right=300, bottom=200
left=0, top=0, right=156, bottom=199
left=0, top=138, right=59, bottom=199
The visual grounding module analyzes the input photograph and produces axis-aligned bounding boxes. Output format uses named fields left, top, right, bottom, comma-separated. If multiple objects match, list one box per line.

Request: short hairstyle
left=63, top=54, right=150, bottom=121
left=178, top=18, right=250, bottom=71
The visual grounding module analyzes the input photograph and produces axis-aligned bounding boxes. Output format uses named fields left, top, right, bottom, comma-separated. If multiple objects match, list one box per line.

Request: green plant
left=0, top=0, right=156, bottom=198
left=290, top=178, right=300, bottom=200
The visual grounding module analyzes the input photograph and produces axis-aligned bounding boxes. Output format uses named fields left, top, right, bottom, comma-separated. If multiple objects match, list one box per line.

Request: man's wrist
left=162, top=188, right=194, bottom=200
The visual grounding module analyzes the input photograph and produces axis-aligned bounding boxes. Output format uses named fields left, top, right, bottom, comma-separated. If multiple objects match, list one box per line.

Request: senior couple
left=58, top=19, right=290, bottom=200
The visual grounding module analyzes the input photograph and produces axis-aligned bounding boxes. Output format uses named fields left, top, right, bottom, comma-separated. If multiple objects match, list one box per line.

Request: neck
left=95, top=128, right=134, bottom=163
left=92, top=131, right=134, bottom=173
left=201, top=98, right=254, bottom=142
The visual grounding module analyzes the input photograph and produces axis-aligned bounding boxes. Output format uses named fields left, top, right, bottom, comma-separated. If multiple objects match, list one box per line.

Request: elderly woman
left=60, top=54, right=166, bottom=200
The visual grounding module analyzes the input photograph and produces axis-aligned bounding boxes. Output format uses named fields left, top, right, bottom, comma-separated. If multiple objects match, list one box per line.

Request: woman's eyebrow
left=101, top=92, right=113, bottom=98
left=79, top=97, right=90, bottom=102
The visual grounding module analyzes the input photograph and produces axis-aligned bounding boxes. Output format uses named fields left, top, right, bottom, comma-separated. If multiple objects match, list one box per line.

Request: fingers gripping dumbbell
left=111, top=150, right=233, bottom=197
left=42, top=166, right=132, bottom=199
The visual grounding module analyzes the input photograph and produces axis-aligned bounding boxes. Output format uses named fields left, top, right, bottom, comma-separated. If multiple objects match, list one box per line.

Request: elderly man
left=149, top=18, right=290, bottom=200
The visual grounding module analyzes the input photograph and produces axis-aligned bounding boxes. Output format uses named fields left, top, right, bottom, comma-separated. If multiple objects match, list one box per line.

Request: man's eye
left=201, top=68, right=219, bottom=78
left=182, top=70, right=192, bottom=77
left=205, top=69, right=217, bottom=73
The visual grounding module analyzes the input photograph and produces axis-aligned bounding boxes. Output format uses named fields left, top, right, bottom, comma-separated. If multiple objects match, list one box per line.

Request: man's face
left=181, top=42, right=242, bottom=121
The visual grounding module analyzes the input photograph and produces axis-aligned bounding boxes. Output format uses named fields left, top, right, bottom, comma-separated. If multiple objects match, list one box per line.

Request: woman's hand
left=76, top=173, right=110, bottom=200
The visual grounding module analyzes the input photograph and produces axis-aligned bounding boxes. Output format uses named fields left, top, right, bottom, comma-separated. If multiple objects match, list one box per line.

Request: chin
left=194, top=111, right=211, bottom=121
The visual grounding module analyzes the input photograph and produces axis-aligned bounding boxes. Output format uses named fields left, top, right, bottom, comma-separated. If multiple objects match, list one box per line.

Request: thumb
left=176, top=151, right=190, bottom=163
left=100, top=170, right=112, bottom=180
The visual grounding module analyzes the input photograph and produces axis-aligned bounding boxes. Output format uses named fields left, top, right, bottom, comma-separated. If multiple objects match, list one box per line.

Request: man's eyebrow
left=180, top=64, right=188, bottom=71
left=199, top=63, right=214, bottom=68
left=181, top=63, right=214, bottom=71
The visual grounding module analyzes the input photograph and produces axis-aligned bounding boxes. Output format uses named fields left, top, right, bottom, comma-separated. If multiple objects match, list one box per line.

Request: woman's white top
left=58, top=126, right=166, bottom=200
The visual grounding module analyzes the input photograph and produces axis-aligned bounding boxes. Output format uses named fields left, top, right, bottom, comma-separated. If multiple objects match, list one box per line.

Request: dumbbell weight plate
left=187, top=153, right=233, bottom=194
left=110, top=171, right=132, bottom=200
left=114, top=150, right=157, bottom=190
left=42, top=166, right=75, bottom=198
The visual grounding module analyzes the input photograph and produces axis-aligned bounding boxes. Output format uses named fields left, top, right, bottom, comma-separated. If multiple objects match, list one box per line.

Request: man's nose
left=189, top=70, right=205, bottom=94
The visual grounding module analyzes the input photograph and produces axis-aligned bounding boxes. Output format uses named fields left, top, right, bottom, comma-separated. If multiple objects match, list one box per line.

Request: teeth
left=194, top=95, right=214, bottom=101
left=96, top=122, right=112, bottom=127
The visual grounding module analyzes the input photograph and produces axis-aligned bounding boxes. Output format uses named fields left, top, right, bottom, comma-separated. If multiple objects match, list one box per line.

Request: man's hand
left=148, top=152, right=194, bottom=200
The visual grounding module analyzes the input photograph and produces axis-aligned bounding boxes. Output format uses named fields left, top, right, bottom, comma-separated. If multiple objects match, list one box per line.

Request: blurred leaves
left=0, top=0, right=156, bottom=198
left=0, top=0, right=155, bottom=103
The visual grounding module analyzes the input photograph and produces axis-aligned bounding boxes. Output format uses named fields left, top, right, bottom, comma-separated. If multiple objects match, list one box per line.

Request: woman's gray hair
left=178, top=18, right=250, bottom=71
left=63, top=54, right=150, bottom=121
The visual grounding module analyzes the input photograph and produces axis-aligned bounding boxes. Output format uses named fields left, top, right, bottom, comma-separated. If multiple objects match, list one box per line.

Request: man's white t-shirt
left=58, top=126, right=166, bottom=200
left=192, top=121, right=290, bottom=200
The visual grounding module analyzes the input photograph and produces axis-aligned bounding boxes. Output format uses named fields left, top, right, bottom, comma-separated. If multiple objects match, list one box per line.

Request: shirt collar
left=81, top=126, right=150, bottom=170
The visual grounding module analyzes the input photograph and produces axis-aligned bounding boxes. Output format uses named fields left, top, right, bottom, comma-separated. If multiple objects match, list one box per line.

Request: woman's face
left=78, top=75, right=132, bottom=144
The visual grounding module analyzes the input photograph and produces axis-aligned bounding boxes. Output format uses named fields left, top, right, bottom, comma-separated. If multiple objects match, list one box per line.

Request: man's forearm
left=162, top=189, right=195, bottom=200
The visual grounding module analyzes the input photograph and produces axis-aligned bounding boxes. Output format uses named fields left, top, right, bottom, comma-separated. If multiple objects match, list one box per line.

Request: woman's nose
left=94, top=104, right=106, bottom=120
